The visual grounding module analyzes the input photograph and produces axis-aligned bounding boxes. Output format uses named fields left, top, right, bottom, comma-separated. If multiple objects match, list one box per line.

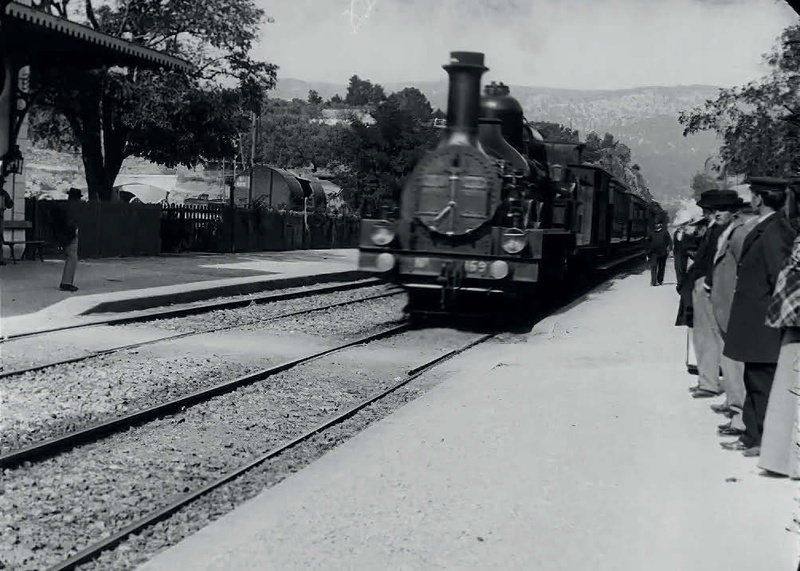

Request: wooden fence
left=26, top=199, right=361, bottom=257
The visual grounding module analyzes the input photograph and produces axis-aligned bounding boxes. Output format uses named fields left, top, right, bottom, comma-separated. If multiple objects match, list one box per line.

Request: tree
left=344, top=75, right=386, bottom=107
left=581, top=131, right=651, bottom=198
left=336, top=92, right=440, bottom=215
left=27, top=0, right=276, bottom=201
left=255, top=98, right=348, bottom=172
left=531, top=121, right=579, bottom=142
left=691, top=172, right=720, bottom=200
left=307, top=89, right=323, bottom=106
left=386, top=87, right=432, bottom=123
left=678, top=24, right=800, bottom=177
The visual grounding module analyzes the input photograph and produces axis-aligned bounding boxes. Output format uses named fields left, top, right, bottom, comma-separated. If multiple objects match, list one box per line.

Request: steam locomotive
left=358, top=51, right=665, bottom=315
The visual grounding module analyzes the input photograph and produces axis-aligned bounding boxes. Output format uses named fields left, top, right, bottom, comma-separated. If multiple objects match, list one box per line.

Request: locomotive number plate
left=463, top=260, right=489, bottom=276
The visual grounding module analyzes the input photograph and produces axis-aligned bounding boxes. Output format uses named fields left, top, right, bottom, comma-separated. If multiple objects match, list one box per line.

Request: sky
left=253, top=0, right=799, bottom=90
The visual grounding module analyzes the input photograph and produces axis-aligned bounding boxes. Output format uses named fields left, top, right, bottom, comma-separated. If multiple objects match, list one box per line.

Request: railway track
left=44, top=330, right=496, bottom=571
left=0, top=286, right=403, bottom=379
left=0, top=278, right=385, bottom=343
left=0, top=321, right=411, bottom=469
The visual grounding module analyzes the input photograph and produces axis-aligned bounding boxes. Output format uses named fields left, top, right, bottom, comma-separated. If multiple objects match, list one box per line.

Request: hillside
left=273, top=78, right=722, bottom=206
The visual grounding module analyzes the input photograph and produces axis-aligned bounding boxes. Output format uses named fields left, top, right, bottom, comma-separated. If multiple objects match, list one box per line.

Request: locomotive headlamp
left=489, top=260, right=509, bottom=279
left=375, top=252, right=396, bottom=272
left=370, top=221, right=396, bottom=246
left=501, top=228, right=527, bottom=254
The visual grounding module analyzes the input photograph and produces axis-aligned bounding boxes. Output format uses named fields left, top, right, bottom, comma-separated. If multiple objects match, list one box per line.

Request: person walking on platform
left=647, top=220, right=672, bottom=286
left=759, top=188, right=800, bottom=477
left=689, top=191, right=732, bottom=399
left=704, top=192, right=756, bottom=435
left=721, top=177, right=797, bottom=457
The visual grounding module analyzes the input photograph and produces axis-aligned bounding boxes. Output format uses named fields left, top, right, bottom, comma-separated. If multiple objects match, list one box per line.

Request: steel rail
left=0, top=289, right=404, bottom=379
left=0, top=278, right=385, bottom=343
left=46, top=332, right=496, bottom=571
left=0, top=323, right=411, bottom=469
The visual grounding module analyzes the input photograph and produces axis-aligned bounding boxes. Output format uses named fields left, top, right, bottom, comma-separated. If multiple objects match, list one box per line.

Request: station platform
left=138, top=265, right=799, bottom=571
left=0, top=249, right=361, bottom=337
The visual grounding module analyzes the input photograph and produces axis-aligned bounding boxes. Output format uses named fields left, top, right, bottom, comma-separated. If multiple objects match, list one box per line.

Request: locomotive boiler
left=357, top=51, right=664, bottom=316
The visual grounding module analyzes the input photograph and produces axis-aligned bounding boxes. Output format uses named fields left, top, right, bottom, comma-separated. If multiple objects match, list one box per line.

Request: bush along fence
left=25, top=199, right=362, bottom=258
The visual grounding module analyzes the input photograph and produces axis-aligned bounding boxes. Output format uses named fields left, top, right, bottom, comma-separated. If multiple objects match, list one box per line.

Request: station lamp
left=1, top=145, right=24, bottom=175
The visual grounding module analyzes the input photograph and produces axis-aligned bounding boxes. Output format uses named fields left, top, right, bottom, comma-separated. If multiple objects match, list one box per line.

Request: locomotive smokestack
left=442, top=51, right=488, bottom=145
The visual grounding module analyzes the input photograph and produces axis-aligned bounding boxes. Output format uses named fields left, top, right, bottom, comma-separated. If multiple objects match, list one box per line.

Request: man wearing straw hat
left=721, top=177, right=797, bottom=456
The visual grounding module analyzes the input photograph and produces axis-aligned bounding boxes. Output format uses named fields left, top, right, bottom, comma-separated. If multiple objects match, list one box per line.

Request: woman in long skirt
left=757, top=330, right=800, bottom=477
left=760, top=224, right=800, bottom=478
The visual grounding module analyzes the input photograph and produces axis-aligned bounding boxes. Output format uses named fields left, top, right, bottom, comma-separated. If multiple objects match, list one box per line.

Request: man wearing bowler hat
left=721, top=177, right=797, bottom=456
left=646, top=219, right=672, bottom=286
left=703, top=188, right=755, bottom=435
left=689, top=190, right=742, bottom=398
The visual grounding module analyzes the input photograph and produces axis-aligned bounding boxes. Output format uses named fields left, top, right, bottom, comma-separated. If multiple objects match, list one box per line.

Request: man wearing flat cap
left=721, top=177, right=797, bottom=456
left=689, top=190, right=743, bottom=399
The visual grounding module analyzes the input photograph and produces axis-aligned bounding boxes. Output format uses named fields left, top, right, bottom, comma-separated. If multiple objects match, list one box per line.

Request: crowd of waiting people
left=670, top=177, right=800, bottom=477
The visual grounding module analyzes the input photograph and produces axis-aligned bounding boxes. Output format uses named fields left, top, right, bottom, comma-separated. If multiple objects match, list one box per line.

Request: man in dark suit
left=721, top=177, right=797, bottom=456
left=647, top=221, right=672, bottom=286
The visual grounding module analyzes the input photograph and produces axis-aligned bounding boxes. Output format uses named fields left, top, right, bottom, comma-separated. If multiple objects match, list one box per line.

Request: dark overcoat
left=674, top=224, right=705, bottom=327
left=647, top=227, right=672, bottom=257
left=724, top=213, right=797, bottom=363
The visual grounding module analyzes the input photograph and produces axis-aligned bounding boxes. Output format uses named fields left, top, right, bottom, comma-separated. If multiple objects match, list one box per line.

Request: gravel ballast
left=0, top=292, right=406, bottom=454
left=0, top=284, right=400, bottom=372
left=1, top=327, right=482, bottom=571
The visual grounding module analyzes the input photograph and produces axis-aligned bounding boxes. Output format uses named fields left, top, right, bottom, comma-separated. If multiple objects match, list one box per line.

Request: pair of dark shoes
left=717, top=423, right=745, bottom=437
left=710, top=403, right=735, bottom=418
left=59, top=283, right=78, bottom=292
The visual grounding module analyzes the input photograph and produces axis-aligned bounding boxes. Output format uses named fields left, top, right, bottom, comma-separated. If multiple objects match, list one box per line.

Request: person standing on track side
left=702, top=190, right=754, bottom=436
left=646, top=220, right=672, bottom=286
left=54, top=188, right=80, bottom=292
left=721, top=177, right=797, bottom=457
left=688, top=190, right=732, bottom=399
left=0, top=185, right=13, bottom=266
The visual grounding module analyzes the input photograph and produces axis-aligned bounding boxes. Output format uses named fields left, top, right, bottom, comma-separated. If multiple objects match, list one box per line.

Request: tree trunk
left=72, top=91, right=126, bottom=201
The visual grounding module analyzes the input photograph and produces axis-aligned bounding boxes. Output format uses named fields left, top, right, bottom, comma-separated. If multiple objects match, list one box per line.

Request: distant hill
left=273, top=78, right=722, bottom=206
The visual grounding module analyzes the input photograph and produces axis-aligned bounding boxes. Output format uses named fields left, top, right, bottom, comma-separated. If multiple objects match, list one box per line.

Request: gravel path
left=0, top=293, right=407, bottom=455
left=0, top=328, right=479, bottom=571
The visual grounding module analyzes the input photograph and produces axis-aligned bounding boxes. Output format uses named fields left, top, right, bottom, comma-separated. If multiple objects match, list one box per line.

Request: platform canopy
left=1, top=1, right=191, bottom=72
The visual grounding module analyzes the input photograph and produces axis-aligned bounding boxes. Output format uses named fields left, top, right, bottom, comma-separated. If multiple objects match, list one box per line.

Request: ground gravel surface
left=0, top=327, right=480, bottom=571
left=0, top=284, right=399, bottom=373
left=131, top=284, right=401, bottom=334
left=0, top=355, right=256, bottom=454
left=0, top=290, right=405, bottom=455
